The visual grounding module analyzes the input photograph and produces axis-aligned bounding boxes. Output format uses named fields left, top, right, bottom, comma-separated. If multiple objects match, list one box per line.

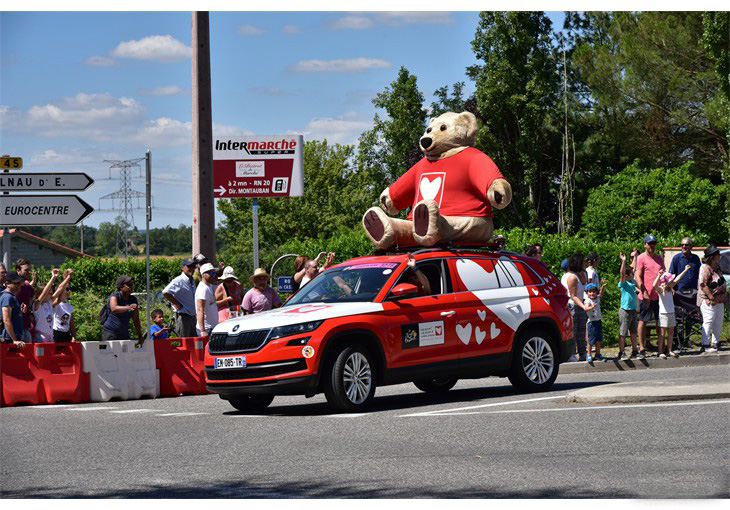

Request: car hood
left=211, top=301, right=385, bottom=334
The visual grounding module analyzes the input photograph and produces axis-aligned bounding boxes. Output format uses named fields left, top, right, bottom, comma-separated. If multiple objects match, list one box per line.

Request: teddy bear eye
left=440, top=124, right=447, bottom=131
left=426, top=127, right=432, bottom=134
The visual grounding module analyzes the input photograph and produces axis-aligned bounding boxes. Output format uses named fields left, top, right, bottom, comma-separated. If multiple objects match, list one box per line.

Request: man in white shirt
left=195, top=263, right=219, bottom=337
left=163, top=258, right=198, bottom=337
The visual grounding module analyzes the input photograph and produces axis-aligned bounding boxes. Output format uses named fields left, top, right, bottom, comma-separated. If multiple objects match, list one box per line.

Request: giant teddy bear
left=362, top=111, right=512, bottom=250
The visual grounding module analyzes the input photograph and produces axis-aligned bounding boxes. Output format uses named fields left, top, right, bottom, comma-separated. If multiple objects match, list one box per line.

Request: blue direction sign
left=277, top=276, right=293, bottom=293
left=1, top=194, right=94, bottom=226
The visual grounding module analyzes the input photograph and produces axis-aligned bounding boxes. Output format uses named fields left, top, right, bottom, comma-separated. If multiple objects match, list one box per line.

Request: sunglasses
left=681, top=244, right=692, bottom=247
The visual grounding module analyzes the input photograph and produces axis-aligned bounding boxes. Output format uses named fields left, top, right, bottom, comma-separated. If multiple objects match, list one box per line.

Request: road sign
left=213, top=135, right=304, bottom=198
left=0, top=157, right=23, bottom=170
left=0, top=172, right=94, bottom=192
left=277, top=276, right=293, bottom=293
left=0, top=194, right=94, bottom=226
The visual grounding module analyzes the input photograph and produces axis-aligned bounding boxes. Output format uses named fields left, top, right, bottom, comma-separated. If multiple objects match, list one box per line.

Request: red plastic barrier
left=1, top=343, right=90, bottom=407
left=155, top=337, right=211, bottom=397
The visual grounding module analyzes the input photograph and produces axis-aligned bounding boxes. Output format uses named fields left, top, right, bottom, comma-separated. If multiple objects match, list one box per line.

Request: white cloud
left=139, top=85, right=188, bottom=96
left=282, top=25, right=301, bottom=34
left=212, top=123, right=254, bottom=137
left=299, top=112, right=371, bottom=145
left=84, top=55, right=116, bottom=67
left=30, top=149, right=95, bottom=166
left=132, top=117, right=191, bottom=147
left=329, top=16, right=374, bottom=30
left=238, top=24, right=266, bottom=35
left=289, top=58, right=391, bottom=73
left=110, top=35, right=191, bottom=62
left=375, top=12, right=454, bottom=25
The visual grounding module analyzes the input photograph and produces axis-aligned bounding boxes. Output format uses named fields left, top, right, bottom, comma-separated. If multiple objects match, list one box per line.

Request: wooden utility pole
left=192, top=11, right=216, bottom=262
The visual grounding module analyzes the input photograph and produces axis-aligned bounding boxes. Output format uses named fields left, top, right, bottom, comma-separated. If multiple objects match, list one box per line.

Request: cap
left=704, top=245, right=720, bottom=258
left=560, top=259, right=569, bottom=271
left=193, top=253, right=208, bottom=264
left=182, top=258, right=195, bottom=267
left=585, top=283, right=598, bottom=291
left=221, top=266, right=238, bottom=281
left=659, top=272, right=674, bottom=285
left=116, top=275, right=133, bottom=289
left=200, top=263, right=216, bottom=274
left=644, top=234, right=658, bottom=244
left=5, top=273, right=23, bottom=283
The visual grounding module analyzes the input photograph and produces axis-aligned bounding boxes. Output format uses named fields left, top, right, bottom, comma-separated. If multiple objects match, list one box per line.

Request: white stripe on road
left=109, top=409, right=157, bottom=414
left=323, top=413, right=370, bottom=418
left=399, top=395, right=565, bottom=417
left=64, top=407, right=119, bottom=411
left=30, top=405, right=78, bottom=409
left=479, top=399, right=730, bottom=415
left=155, top=412, right=209, bottom=417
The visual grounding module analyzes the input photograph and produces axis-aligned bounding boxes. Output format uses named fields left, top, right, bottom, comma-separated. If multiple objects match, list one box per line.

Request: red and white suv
left=205, top=248, right=575, bottom=413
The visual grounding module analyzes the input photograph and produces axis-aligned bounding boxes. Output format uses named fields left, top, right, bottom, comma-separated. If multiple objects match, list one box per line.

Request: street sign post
left=0, top=194, right=94, bottom=226
left=0, top=172, right=94, bottom=192
left=0, top=157, right=23, bottom=170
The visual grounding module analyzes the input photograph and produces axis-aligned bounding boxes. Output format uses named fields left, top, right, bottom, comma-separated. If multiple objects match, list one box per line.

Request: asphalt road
left=1, top=364, right=728, bottom=499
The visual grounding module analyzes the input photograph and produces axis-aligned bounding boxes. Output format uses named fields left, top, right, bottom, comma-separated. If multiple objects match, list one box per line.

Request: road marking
left=109, top=409, right=157, bottom=414
left=64, top=406, right=119, bottom=412
left=479, top=399, right=730, bottom=415
left=399, top=395, right=565, bottom=417
left=155, top=412, right=209, bottom=417
left=30, top=405, right=78, bottom=409
left=323, top=413, right=370, bottom=418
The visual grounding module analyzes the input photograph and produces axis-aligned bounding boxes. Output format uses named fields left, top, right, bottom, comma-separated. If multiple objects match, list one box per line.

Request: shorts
left=658, top=312, right=676, bottom=328
left=639, top=299, right=659, bottom=322
left=587, top=321, right=603, bottom=346
left=619, top=308, right=638, bottom=336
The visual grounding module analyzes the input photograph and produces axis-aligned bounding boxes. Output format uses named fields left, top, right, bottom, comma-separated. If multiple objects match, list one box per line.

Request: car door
left=381, top=259, right=460, bottom=370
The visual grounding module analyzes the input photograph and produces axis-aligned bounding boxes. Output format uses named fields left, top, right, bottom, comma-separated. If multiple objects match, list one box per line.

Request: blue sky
left=3, top=9, right=570, bottom=230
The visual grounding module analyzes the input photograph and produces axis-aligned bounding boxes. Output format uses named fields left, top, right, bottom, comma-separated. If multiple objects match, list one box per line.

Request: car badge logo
left=232, top=325, right=240, bottom=332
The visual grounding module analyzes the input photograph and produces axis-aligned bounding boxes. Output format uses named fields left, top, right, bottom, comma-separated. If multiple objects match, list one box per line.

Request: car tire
left=226, top=394, right=275, bottom=413
left=414, top=378, right=458, bottom=393
left=508, top=328, right=559, bottom=393
left=324, top=343, right=376, bottom=412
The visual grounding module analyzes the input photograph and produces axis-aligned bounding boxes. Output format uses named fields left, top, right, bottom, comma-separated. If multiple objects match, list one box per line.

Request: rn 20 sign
left=212, top=135, right=304, bottom=199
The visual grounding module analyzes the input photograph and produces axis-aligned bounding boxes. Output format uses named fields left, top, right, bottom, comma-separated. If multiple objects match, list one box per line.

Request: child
left=652, top=265, right=692, bottom=358
left=583, top=281, right=607, bottom=362
left=52, top=269, right=76, bottom=343
left=618, top=252, right=641, bottom=360
left=31, top=268, right=60, bottom=343
left=149, top=308, right=171, bottom=339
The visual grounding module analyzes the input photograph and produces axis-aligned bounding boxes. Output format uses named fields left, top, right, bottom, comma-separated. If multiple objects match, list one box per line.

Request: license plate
left=215, top=356, right=246, bottom=369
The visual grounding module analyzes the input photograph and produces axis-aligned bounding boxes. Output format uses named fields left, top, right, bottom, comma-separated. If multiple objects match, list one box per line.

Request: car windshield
left=285, top=263, right=400, bottom=305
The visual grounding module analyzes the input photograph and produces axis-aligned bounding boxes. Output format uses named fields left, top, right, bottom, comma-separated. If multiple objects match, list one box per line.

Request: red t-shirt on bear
left=388, top=147, right=504, bottom=219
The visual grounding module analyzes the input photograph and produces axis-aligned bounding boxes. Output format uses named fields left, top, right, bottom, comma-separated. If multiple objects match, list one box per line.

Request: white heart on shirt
left=419, top=176, right=442, bottom=201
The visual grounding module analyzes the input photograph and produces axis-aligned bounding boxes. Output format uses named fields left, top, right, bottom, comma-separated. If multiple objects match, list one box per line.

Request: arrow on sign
left=215, top=185, right=226, bottom=196
left=0, top=194, right=94, bottom=226
left=0, top=172, right=94, bottom=192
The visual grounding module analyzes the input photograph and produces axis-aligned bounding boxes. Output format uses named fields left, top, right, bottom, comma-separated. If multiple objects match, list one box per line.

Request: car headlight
left=269, top=320, right=323, bottom=340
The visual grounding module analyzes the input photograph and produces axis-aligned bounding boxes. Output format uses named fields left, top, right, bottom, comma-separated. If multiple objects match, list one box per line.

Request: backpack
left=98, top=294, right=113, bottom=326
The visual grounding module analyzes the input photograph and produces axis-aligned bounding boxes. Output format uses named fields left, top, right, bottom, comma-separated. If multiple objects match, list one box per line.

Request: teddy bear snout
left=420, top=137, right=433, bottom=150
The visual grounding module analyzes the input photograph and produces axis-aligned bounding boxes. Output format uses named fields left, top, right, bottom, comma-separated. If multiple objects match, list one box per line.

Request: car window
left=392, top=259, right=450, bottom=297
left=285, top=264, right=398, bottom=304
left=454, top=257, right=543, bottom=291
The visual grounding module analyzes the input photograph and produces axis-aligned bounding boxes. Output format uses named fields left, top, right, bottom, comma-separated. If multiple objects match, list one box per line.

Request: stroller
left=673, top=289, right=703, bottom=352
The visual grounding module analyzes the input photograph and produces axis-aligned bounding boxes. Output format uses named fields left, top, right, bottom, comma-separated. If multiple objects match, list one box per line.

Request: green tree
left=430, top=82, right=468, bottom=117
left=467, top=11, right=562, bottom=228
left=581, top=161, right=728, bottom=243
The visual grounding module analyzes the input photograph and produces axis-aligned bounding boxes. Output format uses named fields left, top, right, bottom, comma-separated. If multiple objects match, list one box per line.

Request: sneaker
left=578, top=355, right=587, bottom=362
left=669, top=351, right=679, bottom=358
left=620, top=352, right=630, bottom=361
left=595, top=354, right=605, bottom=361
left=659, top=353, right=667, bottom=359
left=586, top=355, right=593, bottom=362
left=705, top=347, right=718, bottom=353
left=630, top=350, right=639, bottom=359
left=638, top=350, right=646, bottom=359
left=567, top=355, right=578, bottom=362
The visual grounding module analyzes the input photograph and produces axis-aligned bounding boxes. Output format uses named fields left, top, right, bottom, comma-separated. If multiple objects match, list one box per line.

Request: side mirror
left=390, top=283, right=419, bottom=300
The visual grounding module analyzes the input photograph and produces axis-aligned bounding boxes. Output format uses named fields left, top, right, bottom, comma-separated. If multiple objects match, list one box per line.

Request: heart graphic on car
left=475, top=326, right=486, bottom=345
left=456, top=323, right=472, bottom=345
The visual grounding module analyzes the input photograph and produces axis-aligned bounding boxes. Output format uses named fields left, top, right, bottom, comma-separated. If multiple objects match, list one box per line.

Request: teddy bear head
left=419, top=111, right=478, bottom=161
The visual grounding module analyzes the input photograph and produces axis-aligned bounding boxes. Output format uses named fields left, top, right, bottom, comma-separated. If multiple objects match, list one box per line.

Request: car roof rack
left=371, top=241, right=513, bottom=256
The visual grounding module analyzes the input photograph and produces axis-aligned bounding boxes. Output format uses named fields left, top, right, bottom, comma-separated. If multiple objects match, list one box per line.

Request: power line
left=99, top=157, right=148, bottom=257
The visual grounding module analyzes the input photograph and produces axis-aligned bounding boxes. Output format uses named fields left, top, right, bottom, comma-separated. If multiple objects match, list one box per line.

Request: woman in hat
left=698, top=245, right=727, bottom=353
left=242, top=268, right=282, bottom=314
left=215, top=266, right=243, bottom=322
left=102, top=274, right=143, bottom=343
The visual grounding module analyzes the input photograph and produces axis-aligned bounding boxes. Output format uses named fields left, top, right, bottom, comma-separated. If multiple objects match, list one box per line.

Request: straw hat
left=221, top=266, right=238, bottom=281
left=250, top=267, right=271, bottom=283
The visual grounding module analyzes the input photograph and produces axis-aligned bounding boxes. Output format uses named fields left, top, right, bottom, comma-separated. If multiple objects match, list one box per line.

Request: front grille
left=206, top=359, right=307, bottom=381
left=209, top=329, right=271, bottom=353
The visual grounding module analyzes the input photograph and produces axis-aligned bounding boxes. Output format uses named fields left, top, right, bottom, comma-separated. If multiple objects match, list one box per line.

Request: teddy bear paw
left=362, top=207, right=394, bottom=249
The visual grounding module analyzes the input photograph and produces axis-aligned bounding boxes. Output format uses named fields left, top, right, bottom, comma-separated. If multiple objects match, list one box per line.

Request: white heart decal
left=475, top=327, right=486, bottom=345
left=531, top=287, right=538, bottom=295
left=419, top=176, right=442, bottom=201
left=490, top=322, right=501, bottom=339
left=456, top=323, right=472, bottom=345
left=544, top=298, right=550, bottom=305
left=477, top=309, right=487, bottom=321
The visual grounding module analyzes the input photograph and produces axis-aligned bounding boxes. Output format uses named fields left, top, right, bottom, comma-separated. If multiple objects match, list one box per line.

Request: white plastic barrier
left=81, top=342, right=127, bottom=402
left=81, top=340, right=159, bottom=401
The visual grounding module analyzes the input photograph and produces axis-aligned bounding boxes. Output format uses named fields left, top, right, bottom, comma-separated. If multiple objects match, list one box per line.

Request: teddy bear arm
left=379, top=187, right=401, bottom=216
left=487, top=179, right=512, bottom=210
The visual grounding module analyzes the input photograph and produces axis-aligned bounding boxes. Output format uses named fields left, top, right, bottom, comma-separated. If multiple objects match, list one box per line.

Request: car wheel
left=414, top=378, right=458, bottom=393
left=226, top=394, right=275, bottom=413
left=508, top=329, right=559, bottom=392
left=324, top=343, right=376, bottom=412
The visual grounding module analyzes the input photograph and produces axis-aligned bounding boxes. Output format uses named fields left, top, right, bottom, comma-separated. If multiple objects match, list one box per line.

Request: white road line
left=30, top=405, right=78, bottom=409
left=109, top=409, right=157, bottom=414
left=479, top=399, right=730, bottom=415
left=155, top=412, right=209, bottom=417
left=64, top=406, right=119, bottom=412
left=399, top=395, right=565, bottom=417
left=323, top=413, right=370, bottom=418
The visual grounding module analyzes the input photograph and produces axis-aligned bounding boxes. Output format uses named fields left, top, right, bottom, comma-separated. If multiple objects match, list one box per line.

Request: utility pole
left=99, top=157, right=146, bottom=256
left=192, top=11, right=216, bottom=263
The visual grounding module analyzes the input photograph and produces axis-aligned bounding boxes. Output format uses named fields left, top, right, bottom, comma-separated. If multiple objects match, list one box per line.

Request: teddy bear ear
left=458, top=111, right=478, bottom=141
